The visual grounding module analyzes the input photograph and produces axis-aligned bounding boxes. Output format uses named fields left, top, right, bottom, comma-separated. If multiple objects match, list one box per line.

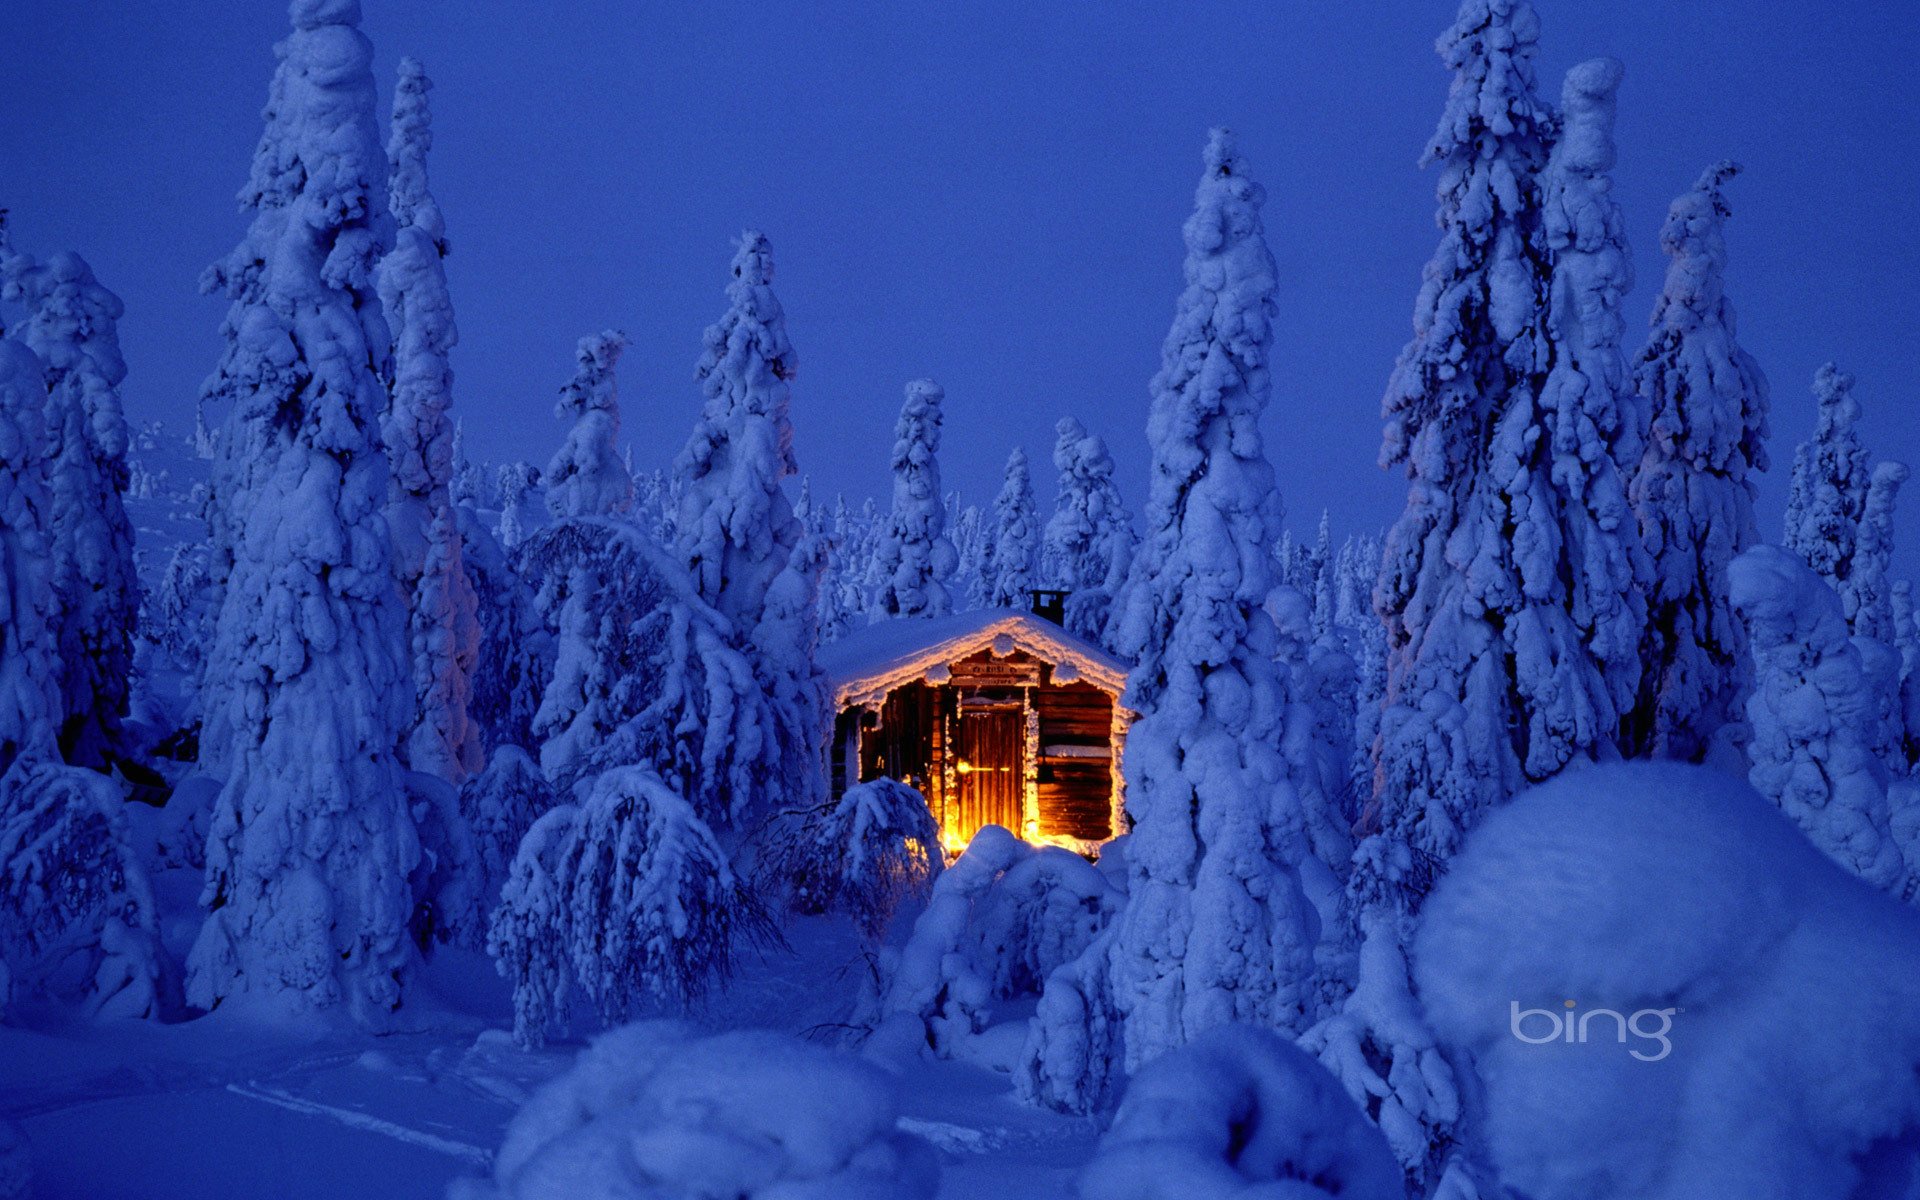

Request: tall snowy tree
left=0, top=225, right=139, bottom=768
left=1784, top=363, right=1872, bottom=600
left=377, top=56, right=481, bottom=783
left=1626, top=161, right=1769, bottom=762
left=1042, top=416, right=1134, bottom=644
left=1103, top=128, right=1318, bottom=1071
left=0, top=334, right=57, bottom=774
left=1369, top=15, right=1641, bottom=894
left=872, top=380, right=957, bottom=619
left=189, top=0, right=419, bottom=1022
left=545, top=331, right=633, bottom=520
left=980, top=446, right=1040, bottom=610
left=676, top=230, right=801, bottom=628
left=674, top=232, right=827, bottom=812
left=1325, top=5, right=1573, bottom=1189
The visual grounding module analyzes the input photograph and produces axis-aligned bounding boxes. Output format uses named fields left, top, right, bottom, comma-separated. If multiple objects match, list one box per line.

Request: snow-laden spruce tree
left=523, top=519, right=780, bottom=830
left=765, top=777, right=942, bottom=943
left=1100, top=129, right=1319, bottom=1074
left=377, top=56, right=481, bottom=783
left=190, top=0, right=419, bottom=1022
left=1784, top=363, right=1871, bottom=597
left=487, top=766, right=767, bottom=1043
left=0, top=233, right=138, bottom=768
left=1627, top=161, right=1769, bottom=762
left=872, top=380, right=958, bottom=618
left=981, top=446, right=1040, bottom=609
left=1043, top=416, right=1135, bottom=645
left=1731, top=545, right=1906, bottom=892
left=0, top=335, right=58, bottom=775
left=545, top=331, right=633, bottom=520
left=676, top=230, right=801, bottom=630
left=1850, top=461, right=1905, bottom=647
left=1325, top=5, right=1575, bottom=1190
left=674, top=232, right=828, bottom=815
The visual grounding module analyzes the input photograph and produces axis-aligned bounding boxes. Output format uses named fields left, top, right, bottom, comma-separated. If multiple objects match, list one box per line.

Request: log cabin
left=820, top=605, right=1132, bottom=855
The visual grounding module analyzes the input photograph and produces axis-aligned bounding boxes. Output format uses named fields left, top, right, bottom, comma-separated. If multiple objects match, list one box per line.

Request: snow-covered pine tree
left=1328, top=4, right=1565, bottom=1188
left=0, top=233, right=138, bottom=768
left=677, top=230, right=801, bottom=629
left=189, top=0, right=419, bottom=1022
left=1308, top=511, right=1335, bottom=640
left=496, top=461, right=540, bottom=548
left=1627, top=161, right=1769, bottom=763
left=1732, top=545, right=1906, bottom=892
left=817, top=493, right=862, bottom=642
left=1042, top=416, right=1135, bottom=645
left=1370, top=19, right=1639, bottom=897
left=982, top=447, right=1040, bottom=609
left=872, top=380, right=958, bottom=618
left=1784, top=363, right=1873, bottom=602
left=0, top=334, right=57, bottom=774
left=1849, top=461, right=1905, bottom=647
left=674, top=232, right=828, bottom=817
left=523, top=519, right=777, bottom=830
left=545, top=331, right=633, bottom=520
left=378, top=56, right=481, bottom=783
left=1103, top=128, right=1318, bottom=1070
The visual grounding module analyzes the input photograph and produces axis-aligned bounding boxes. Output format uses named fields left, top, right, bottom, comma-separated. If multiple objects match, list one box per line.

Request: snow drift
left=1076, top=1024, right=1402, bottom=1200
left=451, top=1021, right=939, bottom=1199
left=1414, top=760, right=1920, bottom=1199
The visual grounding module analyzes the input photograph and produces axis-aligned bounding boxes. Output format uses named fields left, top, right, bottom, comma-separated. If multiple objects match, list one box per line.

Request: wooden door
left=954, top=707, right=1023, bottom=843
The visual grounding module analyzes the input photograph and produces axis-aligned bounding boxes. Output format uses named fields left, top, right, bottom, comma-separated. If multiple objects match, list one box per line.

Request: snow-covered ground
left=2, top=924, right=1102, bottom=1200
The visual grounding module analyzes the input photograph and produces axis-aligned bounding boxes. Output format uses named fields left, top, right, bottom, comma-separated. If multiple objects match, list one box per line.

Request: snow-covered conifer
left=544, top=332, right=632, bottom=520
left=0, top=760, right=162, bottom=1017
left=1102, top=129, right=1319, bottom=1072
left=377, top=56, right=481, bottom=782
left=1784, top=364, right=1872, bottom=592
left=491, top=766, right=767, bottom=1038
left=676, top=230, right=801, bottom=628
left=0, top=336, right=57, bottom=774
left=674, top=232, right=828, bottom=813
left=495, top=461, right=541, bottom=548
left=1848, top=461, right=1905, bottom=647
left=190, top=0, right=419, bottom=1022
left=872, top=380, right=958, bottom=618
left=1, top=235, right=138, bottom=767
left=1333, top=3, right=1562, bottom=1185
left=767, top=778, right=942, bottom=943
left=459, top=745, right=554, bottom=908
left=981, top=447, right=1039, bottom=609
left=1731, top=545, right=1906, bottom=892
left=1627, top=161, right=1769, bottom=761
left=1042, top=417, right=1135, bottom=644
left=487, top=804, right=577, bottom=1048
left=523, top=520, right=781, bottom=829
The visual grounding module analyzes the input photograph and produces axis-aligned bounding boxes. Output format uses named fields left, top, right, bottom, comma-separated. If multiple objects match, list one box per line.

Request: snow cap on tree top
left=291, top=0, right=360, bottom=31
left=731, top=229, right=775, bottom=287
left=1554, top=57, right=1623, bottom=177
left=1426, top=0, right=1545, bottom=163
left=558, top=330, right=628, bottom=419
left=1813, top=361, right=1860, bottom=429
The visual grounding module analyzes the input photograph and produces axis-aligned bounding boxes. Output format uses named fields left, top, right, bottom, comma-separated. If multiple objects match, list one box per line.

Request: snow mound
left=1076, top=1024, right=1402, bottom=1200
left=453, top=1021, right=939, bottom=1199
left=1414, top=760, right=1920, bottom=1199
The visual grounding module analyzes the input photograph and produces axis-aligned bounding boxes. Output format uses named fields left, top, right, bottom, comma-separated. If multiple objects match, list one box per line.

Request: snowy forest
left=3, top=1, right=1919, bottom=1197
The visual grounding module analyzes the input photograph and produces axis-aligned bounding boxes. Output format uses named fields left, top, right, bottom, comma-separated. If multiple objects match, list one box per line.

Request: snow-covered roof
left=821, top=609, right=1130, bottom=708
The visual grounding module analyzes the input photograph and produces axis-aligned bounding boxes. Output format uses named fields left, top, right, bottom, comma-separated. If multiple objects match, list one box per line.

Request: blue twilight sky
left=3, top=2, right=1917, bottom=573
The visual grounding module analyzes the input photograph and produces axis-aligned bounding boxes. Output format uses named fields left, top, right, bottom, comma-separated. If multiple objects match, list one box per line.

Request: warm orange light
left=955, top=760, right=973, bottom=774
